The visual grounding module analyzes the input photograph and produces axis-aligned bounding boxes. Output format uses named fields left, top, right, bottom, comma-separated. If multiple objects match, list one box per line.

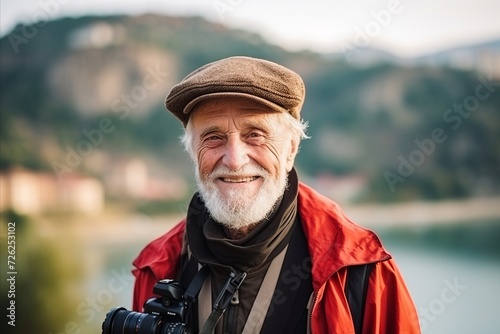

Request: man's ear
left=285, top=137, right=299, bottom=172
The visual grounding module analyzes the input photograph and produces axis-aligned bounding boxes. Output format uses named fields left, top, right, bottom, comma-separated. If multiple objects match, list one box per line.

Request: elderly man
left=131, top=56, right=421, bottom=333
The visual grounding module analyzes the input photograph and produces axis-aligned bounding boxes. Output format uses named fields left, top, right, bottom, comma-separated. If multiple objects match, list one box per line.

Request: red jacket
left=132, top=183, right=421, bottom=333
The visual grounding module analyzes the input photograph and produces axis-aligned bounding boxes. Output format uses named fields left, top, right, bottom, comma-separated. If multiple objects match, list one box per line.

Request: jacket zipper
left=225, top=290, right=239, bottom=333
left=307, top=291, right=317, bottom=334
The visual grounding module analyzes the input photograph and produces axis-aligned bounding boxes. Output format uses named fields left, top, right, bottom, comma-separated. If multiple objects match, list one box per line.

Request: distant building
left=0, top=167, right=104, bottom=215
left=59, top=175, right=105, bottom=214
left=105, top=158, right=188, bottom=201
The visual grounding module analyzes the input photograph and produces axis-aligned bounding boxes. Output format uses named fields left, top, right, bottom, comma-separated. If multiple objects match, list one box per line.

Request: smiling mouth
left=220, top=176, right=260, bottom=183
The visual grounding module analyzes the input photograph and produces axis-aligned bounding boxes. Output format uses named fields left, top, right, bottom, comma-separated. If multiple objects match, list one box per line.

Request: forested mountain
left=1, top=14, right=499, bottom=202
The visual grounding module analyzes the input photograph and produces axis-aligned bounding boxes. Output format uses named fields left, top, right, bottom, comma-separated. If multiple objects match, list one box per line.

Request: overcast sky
left=1, top=0, right=499, bottom=57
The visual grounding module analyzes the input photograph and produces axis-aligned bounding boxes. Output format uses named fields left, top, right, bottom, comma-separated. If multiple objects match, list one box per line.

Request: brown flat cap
left=165, top=56, right=305, bottom=126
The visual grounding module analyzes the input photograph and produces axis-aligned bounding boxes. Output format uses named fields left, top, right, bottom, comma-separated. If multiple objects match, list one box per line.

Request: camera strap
left=241, top=245, right=288, bottom=334
left=198, top=245, right=288, bottom=334
left=183, top=264, right=210, bottom=305
left=199, top=270, right=247, bottom=334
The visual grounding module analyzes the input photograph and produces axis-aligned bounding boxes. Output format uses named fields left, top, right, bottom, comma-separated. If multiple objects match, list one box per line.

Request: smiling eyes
left=202, top=130, right=267, bottom=148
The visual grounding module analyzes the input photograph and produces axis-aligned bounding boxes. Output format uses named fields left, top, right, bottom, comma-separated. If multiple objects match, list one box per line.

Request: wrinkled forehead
left=189, top=96, right=283, bottom=128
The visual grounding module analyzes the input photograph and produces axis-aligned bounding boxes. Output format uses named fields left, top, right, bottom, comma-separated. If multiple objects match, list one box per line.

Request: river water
left=385, top=242, right=500, bottom=334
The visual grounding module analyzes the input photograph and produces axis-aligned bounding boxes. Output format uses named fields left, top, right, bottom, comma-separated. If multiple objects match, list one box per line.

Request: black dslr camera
left=102, top=266, right=245, bottom=334
left=102, top=279, right=191, bottom=334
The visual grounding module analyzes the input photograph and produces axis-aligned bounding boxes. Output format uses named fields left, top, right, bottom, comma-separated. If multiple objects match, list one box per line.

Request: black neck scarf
left=186, top=168, right=299, bottom=275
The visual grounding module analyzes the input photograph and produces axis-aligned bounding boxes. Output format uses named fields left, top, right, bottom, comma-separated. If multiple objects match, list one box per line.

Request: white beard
left=195, top=163, right=288, bottom=230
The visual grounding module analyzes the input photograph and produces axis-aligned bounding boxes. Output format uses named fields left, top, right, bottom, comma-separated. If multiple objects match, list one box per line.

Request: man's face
left=189, top=96, right=298, bottom=229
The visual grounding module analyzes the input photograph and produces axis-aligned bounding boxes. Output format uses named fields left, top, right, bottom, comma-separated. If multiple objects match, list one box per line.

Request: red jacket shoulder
left=131, top=220, right=186, bottom=311
left=132, top=220, right=186, bottom=279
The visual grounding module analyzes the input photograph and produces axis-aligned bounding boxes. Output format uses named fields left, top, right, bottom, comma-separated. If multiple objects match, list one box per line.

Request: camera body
left=102, top=279, right=191, bottom=334
left=144, top=279, right=189, bottom=322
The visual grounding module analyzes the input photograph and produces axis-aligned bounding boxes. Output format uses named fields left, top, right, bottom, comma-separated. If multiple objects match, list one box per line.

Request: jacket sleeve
left=362, top=259, right=421, bottom=334
left=132, top=266, right=160, bottom=311
left=131, top=221, right=187, bottom=311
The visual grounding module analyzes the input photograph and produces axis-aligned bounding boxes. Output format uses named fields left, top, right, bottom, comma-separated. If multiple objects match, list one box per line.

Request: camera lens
left=102, top=307, right=187, bottom=334
left=101, top=307, right=152, bottom=334
left=102, top=307, right=123, bottom=334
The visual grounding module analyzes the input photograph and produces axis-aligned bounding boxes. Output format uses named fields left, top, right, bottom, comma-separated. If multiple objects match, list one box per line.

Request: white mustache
left=208, top=164, right=268, bottom=181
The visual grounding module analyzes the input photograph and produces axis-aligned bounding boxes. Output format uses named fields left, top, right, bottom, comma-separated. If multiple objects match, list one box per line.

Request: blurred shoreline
left=342, top=196, right=500, bottom=229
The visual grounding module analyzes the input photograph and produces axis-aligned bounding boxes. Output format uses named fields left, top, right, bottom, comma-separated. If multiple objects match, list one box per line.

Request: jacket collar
left=297, top=182, right=391, bottom=290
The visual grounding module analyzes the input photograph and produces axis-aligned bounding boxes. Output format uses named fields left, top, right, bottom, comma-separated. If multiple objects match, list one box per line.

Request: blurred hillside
left=1, top=14, right=499, bottom=209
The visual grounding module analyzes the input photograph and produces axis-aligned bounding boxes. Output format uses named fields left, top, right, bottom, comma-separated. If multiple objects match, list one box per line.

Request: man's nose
left=222, top=136, right=250, bottom=171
